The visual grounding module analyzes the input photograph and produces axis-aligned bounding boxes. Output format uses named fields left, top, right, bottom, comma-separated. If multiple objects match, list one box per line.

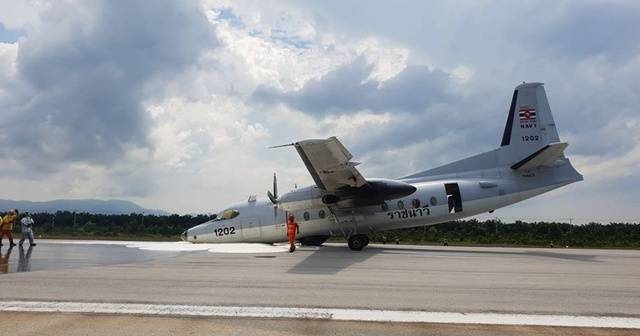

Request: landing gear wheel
left=363, top=235, right=370, bottom=246
left=348, top=234, right=367, bottom=251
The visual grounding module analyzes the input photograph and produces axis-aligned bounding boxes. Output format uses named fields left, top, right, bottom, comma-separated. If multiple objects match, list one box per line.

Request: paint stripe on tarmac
left=1, top=301, right=639, bottom=329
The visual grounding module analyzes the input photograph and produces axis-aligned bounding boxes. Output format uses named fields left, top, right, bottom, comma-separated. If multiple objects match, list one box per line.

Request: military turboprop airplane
left=181, top=82, right=583, bottom=250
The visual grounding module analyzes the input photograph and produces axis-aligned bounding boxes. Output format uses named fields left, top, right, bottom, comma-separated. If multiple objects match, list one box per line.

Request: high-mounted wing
left=270, top=137, right=416, bottom=209
left=293, top=136, right=367, bottom=191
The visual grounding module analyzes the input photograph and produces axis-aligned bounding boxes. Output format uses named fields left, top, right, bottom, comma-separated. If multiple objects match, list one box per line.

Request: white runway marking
left=50, top=240, right=291, bottom=253
left=1, top=301, right=639, bottom=329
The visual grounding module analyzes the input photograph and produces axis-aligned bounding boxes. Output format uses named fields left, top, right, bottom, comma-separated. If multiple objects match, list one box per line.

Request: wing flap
left=294, top=137, right=367, bottom=190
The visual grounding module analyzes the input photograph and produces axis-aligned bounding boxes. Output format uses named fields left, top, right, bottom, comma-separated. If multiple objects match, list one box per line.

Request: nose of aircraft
left=180, top=230, right=188, bottom=242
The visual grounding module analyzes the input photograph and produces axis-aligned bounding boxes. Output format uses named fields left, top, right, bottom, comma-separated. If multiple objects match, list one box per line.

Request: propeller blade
left=267, top=190, right=277, bottom=204
left=273, top=173, right=278, bottom=200
left=267, top=173, right=278, bottom=204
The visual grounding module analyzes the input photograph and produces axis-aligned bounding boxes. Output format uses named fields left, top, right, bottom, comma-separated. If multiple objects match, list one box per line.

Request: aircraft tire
left=348, top=235, right=366, bottom=251
left=363, top=235, right=370, bottom=246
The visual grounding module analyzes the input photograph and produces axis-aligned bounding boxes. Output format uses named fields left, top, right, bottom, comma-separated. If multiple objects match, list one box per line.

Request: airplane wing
left=292, top=136, right=367, bottom=191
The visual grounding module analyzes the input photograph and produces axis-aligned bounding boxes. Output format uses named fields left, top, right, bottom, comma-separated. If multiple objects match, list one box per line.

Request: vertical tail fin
left=499, top=82, right=563, bottom=167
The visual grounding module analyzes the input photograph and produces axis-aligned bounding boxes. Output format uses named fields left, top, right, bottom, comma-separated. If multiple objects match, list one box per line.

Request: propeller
left=267, top=173, right=280, bottom=220
left=267, top=173, right=278, bottom=205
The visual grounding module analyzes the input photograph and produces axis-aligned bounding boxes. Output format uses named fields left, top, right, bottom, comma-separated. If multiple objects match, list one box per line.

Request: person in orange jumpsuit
left=0, top=209, right=17, bottom=247
left=286, top=214, right=300, bottom=252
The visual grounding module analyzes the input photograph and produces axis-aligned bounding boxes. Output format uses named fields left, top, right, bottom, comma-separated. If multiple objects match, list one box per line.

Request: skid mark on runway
left=52, top=240, right=291, bottom=253
left=128, top=241, right=291, bottom=253
left=1, top=301, right=639, bottom=329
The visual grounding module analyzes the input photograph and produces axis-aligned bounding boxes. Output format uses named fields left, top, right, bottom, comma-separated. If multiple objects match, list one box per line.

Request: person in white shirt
left=19, top=213, right=36, bottom=246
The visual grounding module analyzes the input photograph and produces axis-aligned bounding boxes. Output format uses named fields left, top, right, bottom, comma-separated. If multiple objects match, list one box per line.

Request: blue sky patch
left=0, top=22, right=26, bottom=43
left=271, top=28, right=311, bottom=49
left=217, top=8, right=244, bottom=28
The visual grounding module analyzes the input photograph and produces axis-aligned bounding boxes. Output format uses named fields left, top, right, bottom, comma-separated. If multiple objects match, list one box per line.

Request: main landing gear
left=347, top=234, right=369, bottom=251
left=327, top=206, right=369, bottom=251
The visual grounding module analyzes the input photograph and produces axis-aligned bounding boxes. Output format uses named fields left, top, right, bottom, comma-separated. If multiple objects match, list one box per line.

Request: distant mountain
left=0, top=199, right=170, bottom=215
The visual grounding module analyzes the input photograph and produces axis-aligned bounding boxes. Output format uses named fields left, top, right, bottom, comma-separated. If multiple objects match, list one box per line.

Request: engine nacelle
left=276, top=179, right=416, bottom=211
left=322, top=194, right=340, bottom=204
left=276, top=186, right=334, bottom=211
left=366, top=178, right=417, bottom=200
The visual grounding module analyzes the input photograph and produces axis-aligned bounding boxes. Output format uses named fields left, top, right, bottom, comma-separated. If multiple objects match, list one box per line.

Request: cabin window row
left=299, top=209, right=326, bottom=222
left=382, top=196, right=438, bottom=212
left=297, top=196, right=438, bottom=222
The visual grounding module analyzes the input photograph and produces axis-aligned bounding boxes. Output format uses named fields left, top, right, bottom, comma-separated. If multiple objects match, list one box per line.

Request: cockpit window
left=217, top=209, right=240, bottom=220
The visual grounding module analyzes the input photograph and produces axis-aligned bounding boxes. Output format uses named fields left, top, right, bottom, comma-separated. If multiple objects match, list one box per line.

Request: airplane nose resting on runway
left=180, top=230, right=188, bottom=242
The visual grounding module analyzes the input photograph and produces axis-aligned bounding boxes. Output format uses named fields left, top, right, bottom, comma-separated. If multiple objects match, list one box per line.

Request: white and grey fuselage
left=182, top=83, right=583, bottom=246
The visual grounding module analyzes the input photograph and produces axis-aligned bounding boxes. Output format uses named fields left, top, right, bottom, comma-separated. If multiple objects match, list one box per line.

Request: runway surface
left=0, top=240, right=639, bottom=335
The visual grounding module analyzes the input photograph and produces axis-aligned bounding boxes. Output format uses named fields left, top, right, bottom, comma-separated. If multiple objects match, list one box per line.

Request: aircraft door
left=241, top=217, right=261, bottom=239
left=445, top=183, right=463, bottom=213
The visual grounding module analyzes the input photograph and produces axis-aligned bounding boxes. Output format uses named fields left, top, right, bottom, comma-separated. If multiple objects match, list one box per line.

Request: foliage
left=368, top=219, right=640, bottom=248
left=10, top=211, right=216, bottom=240
left=5, top=211, right=639, bottom=248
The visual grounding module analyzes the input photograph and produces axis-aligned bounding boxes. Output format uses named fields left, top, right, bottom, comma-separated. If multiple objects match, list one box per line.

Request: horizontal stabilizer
left=510, top=142, right=568, bottom=170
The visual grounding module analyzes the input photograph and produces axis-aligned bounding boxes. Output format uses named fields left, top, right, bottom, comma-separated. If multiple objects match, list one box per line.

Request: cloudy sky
left=0, top=0, right=639, bottom=224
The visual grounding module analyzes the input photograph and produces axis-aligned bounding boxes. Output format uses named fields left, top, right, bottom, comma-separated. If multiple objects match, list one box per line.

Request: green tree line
left=10, top=211, right=216, bottom=240
left=365, top=219, right=640, bottom=248
left=6, top=212, right=640, bottom=247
